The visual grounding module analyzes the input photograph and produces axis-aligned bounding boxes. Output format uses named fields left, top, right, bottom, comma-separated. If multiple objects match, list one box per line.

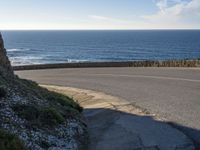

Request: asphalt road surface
left=15, top=67, right=200, bottom=144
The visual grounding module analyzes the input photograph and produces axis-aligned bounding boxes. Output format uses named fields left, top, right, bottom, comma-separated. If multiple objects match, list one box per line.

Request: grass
left=12, top=104, right=65, bottom=128
left=12, top=105, right=40, bottom=121
left=0, top=86, right=7, bottom=98
left=16, top=78, right=83, bottom=113
left=0, top=129, right=26, bottom=150
left=0, top=73, right=8, bottom=88
left=40, top=108, right=65, bottom=127
left=0, top=75, right=84, bottom=148
left=44, top=91, right=83, bottom=112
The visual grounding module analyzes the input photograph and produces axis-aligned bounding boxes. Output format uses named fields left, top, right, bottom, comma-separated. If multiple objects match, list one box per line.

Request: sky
left=0, top=0, right=200, bottom=30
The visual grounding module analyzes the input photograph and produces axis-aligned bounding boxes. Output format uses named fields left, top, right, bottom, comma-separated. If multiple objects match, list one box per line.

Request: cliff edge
left=0, top=33, right=88, bottom=150
left=0, top=33, right=13, bottom=73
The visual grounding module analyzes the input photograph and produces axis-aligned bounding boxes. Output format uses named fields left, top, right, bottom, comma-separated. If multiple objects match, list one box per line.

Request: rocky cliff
left=0, top=33, right=13, bottom=73
left=0, top=33, right=88, bottom=150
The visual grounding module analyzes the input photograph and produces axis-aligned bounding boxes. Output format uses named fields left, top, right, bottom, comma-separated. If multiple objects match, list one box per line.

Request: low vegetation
left=0, top=129, right=26, bottom=150
left=0, top=86, right=7, bottom=98
left=17, top=78, right=82, bottom=113
left=12, top=104, right=65, bottom=128
left=44, top=91, right=83, bottom=112
left=0, top=75, right=87, bottom=149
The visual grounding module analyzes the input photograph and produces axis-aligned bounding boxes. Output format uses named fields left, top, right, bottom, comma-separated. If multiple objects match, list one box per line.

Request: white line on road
left=83, top=73, right=200, bottom=83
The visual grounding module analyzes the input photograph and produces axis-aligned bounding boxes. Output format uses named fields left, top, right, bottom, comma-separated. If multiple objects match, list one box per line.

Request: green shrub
left=0, top=76, right=7, bottom=85
left=12, top=105, right=64, bottom=128
left=12, top=105, right=40, bottom=121
left=45, top=91, right=83, bottom=112
left=0, top=129, right=26, bottom=150
left=0, top=86, right=7, bottom=98
left=17, top=78, right=82, bottom=112
left=39, top=108, right=65, bottom=127
left=17, top=78, right=39, bottom=90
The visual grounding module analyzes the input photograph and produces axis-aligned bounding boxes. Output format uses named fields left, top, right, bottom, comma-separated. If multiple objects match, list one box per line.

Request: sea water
left=2, top=30, right=200, bottom=66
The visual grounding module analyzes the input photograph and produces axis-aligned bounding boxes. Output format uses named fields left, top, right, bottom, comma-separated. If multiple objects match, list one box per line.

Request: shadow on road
left=168, top=122, right=200, bottom=150
left=84, top=108, right=200, bottom=150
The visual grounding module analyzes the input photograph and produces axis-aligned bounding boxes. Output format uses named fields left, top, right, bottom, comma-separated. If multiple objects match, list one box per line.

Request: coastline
left=13, top=59, right=200, bottom=71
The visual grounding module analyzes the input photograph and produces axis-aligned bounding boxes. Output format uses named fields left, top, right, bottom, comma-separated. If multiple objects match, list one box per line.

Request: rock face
left=0, top=33, right=13, bottom=73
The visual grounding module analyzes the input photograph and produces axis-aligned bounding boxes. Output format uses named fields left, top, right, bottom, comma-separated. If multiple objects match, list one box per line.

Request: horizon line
left=1, top=28, right=200, bottom=31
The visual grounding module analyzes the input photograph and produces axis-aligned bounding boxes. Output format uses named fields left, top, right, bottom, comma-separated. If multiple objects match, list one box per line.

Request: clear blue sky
left=0, top=0, right=199, bottom=29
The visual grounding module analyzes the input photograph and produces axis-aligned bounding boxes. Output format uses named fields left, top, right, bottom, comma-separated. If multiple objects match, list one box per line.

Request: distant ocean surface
left=2, top=30, right=200, bottom=66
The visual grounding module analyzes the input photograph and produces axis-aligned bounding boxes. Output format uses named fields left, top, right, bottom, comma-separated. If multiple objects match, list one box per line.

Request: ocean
left=1, top=30, right=200, bottom=66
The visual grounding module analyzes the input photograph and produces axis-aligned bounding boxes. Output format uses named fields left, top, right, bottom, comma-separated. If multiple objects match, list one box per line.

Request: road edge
left=41, top=84, right=196, bottom=150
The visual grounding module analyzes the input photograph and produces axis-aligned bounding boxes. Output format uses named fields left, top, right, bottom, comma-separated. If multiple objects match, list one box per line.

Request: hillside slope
left=0, top=33, right=88, bottom=150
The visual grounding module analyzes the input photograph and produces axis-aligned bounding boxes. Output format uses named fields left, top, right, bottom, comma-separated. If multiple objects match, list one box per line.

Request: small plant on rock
left=0, top=86, right=7, bottom=98
left=0, top=129, right=26, bottom=150
left=12, top=104, right=65, bottom=128
left=39, top=108, right=65, bottom=127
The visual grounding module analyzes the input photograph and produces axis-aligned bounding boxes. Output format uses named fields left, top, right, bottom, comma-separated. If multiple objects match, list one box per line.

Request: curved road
left=16, top=67, right=200, bottom=144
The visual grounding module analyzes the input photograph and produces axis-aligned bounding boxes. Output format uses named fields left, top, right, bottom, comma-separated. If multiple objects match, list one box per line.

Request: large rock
left=0, top=33, right=13, bottom=74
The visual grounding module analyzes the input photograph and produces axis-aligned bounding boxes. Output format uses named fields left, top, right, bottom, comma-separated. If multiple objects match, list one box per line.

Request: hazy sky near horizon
left=0, top=0, right=200, bottom=29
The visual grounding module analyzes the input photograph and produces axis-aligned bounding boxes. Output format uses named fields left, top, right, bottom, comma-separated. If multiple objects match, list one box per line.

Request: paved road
left=16, top=67, right=200, bottom=144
